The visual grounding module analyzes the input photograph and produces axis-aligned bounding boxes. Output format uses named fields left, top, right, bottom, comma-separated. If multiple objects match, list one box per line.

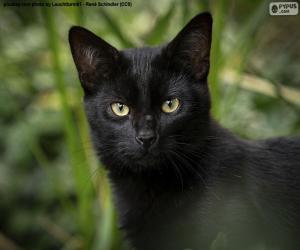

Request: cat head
left=69, top=12, right=213, bottom=175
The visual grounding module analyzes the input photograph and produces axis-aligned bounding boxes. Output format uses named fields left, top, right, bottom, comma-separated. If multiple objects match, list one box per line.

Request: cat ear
left=165, top=12, right=212, bottom=80
left=69, top=26, right=120, bottom=93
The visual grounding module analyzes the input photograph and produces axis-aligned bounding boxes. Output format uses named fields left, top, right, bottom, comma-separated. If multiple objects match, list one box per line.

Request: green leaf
left=210, top=232, right=228, bottom=250
left=143, top=2, right=176, bottom=45
left=100, top=9, right=135, bottom=48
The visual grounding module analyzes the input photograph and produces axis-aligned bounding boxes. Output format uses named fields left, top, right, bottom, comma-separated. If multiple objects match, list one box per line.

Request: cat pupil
left=118, top=103, right=124, bottom=111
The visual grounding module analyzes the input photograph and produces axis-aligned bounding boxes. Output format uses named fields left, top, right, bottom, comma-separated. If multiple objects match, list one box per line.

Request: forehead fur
left=111, top=47, right=162, bottom=105
left=122, top=47, right=162, bottom=82
left=112, top=47, right=193, bottom=107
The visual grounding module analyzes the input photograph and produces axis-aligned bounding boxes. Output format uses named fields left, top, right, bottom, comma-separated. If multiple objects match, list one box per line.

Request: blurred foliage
left=0, top=0, right=299, bottom=249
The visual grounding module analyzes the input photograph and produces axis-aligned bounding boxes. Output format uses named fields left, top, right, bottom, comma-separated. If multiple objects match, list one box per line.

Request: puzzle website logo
left=269, top=2, right=298, bottom=15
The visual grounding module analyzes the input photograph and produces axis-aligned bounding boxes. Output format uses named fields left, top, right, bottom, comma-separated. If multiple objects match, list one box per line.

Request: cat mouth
left=136, top=150, right=152, bottom=160
left=132, top=148, right=158, bottom=165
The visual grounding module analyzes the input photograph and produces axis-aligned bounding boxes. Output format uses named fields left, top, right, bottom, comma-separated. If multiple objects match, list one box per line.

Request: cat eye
left=162, top=98, right=180, bottom=113
left=111, top=102, right=130, bottom=116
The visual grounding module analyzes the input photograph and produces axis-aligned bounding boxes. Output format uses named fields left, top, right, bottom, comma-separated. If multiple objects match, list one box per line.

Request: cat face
left=69, top=13, right=213, bottom=173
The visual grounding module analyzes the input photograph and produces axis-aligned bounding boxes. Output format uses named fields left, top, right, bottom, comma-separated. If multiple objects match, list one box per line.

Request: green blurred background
left=0, top=0, right=299, bottom=249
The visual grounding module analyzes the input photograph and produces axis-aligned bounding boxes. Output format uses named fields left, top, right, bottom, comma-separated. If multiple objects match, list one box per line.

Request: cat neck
left=107, top=121, right=247, bottom=243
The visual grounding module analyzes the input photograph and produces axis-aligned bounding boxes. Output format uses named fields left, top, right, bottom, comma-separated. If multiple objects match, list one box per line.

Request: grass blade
left=143, top=2, right=176, bottom=45
left=42, top=7, right=95, bottom=248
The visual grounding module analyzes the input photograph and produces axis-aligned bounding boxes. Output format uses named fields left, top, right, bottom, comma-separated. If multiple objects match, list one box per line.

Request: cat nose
left=135, top=131, right=156, bottom=147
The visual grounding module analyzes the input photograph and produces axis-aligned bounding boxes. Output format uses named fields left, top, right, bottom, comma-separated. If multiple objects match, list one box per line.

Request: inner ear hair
left=69, top=26, right=120, bottom=93
left=165, top=12, right=213, bottom=80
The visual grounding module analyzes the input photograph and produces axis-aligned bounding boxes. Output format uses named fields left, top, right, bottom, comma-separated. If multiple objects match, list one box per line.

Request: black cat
left=69, top=12, right=300, bottom=250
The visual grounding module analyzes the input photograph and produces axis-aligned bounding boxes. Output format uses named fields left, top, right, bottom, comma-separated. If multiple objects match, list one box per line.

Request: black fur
left=69, top=12, right=300, bottom=250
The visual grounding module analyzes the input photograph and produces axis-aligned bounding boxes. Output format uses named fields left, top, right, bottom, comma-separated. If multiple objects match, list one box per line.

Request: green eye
left=162, top=98, right=180, bottom=113
left=111, top=102, right=130, bottom=116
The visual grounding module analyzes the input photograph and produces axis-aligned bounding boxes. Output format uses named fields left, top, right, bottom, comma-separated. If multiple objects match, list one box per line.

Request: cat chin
left=106, top=159, right=162, bottom=175
left=125, top=151, right=161, bottom=169
left=132, top=155, right=159, bottom=168
left=98, top=148, right=162, bottom=173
